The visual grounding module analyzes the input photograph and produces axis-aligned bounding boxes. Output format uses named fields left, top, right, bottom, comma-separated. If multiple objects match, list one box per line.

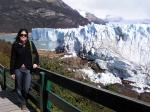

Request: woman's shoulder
left=12, top=41, right=21, bottom=48
left=12, top=41, right=18, bottom=45
left=29, top=40, right=36, bottom=46
left=12, top=41, right=16, bottom=46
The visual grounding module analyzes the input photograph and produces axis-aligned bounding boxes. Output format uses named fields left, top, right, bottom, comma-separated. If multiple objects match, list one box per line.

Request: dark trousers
left=15, top=68, right=31, bottom=105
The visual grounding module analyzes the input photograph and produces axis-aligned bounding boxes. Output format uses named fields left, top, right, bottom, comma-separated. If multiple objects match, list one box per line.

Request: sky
left=62, top=0, right=150, bottom=20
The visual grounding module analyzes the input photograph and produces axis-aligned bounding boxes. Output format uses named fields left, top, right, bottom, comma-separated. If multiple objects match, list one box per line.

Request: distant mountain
left=121, top=19, right=150, bottom=24
left=105, top=15, right=123, bottom=22
left=85, top=12, right=107, bottom=25
left=104, top=15, right=150, bottom=24
left=77, top=9, right=107, bottom=25
left=0, top=0, right=89, bottom=33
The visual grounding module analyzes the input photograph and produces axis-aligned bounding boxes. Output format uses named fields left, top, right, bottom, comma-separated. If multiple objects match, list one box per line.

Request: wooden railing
left=0, top=64, right=150, bottom=112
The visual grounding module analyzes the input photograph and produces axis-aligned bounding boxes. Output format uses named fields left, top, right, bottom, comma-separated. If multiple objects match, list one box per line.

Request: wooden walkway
left=0, top=87, right=32, bottom=112
left=0, top=91, right=22, bottom=112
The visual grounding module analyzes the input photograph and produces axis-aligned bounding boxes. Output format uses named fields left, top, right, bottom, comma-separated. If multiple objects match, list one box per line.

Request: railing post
left=46, top=80, right=52, bottom=111
left=0, top=66, right=6, bottom=90
left=40, top=71, right=48, bottom=112
left=3, top=68, right=6, bottom=90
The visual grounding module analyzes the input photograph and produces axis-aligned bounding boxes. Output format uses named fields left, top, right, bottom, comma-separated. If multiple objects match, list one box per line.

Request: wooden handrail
left=38, top=67, right=150, bottom=112
left=0, top=64, right=150, bottom=112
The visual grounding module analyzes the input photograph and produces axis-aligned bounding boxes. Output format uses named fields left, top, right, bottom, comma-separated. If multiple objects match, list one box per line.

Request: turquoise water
left=0, top=33, right=16, bottom=43
left=0, top=33, right=47, bottom=50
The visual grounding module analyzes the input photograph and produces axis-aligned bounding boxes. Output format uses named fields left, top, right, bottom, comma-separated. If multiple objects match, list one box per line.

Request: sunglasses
left=20, top=34, right=27, bottom=37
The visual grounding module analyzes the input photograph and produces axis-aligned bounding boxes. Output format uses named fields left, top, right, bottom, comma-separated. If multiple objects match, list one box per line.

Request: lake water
left=0, top=33, right=48, bottom=50
left=0, top=33, right=16, bottom=43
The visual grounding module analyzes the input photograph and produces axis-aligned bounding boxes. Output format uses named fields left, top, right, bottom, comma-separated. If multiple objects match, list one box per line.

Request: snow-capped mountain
left=77, top=9, right=107, bottom=25
left=32, top=23, right=150, bottom=93
left=105, top=15, right=123, bottom=22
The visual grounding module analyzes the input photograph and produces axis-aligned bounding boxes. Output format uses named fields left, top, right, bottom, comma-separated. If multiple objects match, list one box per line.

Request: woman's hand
left=11, top=74, right=15, bottom=80
left=33, top=64, right=38, bottom=69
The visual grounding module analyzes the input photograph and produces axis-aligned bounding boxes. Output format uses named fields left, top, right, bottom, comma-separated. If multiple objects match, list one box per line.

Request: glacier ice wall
left=32, top=23, right=150, bottom=92
left=32, top=23, right=150, bottom=66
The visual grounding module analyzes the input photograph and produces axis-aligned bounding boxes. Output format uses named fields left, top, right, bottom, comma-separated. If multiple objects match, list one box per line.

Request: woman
left=10, top=29, right=39, bottom=110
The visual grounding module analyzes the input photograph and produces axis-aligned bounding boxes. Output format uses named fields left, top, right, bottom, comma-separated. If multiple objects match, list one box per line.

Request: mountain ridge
left=0, top=0, right=89, bottom=33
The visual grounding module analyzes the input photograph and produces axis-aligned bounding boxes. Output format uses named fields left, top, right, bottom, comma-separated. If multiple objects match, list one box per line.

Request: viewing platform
left=0, top=86, right=33, bottom=112
left=0, top=91, right=25, bottom=112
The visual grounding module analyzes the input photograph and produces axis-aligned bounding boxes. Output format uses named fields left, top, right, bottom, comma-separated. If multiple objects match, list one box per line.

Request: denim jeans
left=15, top=68, right=31, bottom=105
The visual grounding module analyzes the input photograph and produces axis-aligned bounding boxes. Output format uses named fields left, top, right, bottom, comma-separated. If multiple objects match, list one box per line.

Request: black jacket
left=10, top=40, right=39, bottom=74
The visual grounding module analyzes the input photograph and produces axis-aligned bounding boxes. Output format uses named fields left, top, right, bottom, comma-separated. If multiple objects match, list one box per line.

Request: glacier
left=32, top=23, right=150, bottom=93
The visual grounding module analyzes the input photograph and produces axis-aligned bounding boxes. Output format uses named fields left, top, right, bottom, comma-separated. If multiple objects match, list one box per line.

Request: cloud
left=62, top=0, right=150, bottom=19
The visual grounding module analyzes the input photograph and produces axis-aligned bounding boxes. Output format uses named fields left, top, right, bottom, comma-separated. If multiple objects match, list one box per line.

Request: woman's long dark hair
left=15, top=29, right=29, bottom=42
